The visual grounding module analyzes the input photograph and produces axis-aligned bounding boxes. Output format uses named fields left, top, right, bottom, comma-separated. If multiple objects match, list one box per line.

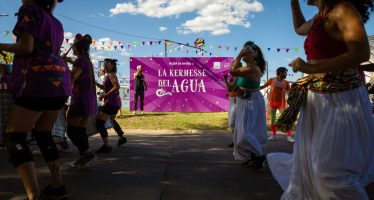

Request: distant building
left=118, top=75, right=130, bottom=109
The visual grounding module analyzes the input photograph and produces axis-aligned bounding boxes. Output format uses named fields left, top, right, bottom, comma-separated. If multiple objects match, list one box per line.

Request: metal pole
left=164, top=40, right=167, bottom=57
left=266, top=61, right=269, bottom=81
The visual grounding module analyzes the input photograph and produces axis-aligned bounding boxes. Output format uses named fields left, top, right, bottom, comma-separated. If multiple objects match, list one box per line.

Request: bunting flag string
left=1, top=29, right=302, bottom=56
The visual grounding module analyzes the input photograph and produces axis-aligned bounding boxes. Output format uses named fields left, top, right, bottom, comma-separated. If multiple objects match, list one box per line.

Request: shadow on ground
left=0, top=131, right=372, bottom=200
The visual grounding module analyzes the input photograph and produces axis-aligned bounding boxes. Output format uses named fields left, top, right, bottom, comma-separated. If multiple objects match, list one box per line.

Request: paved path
left=0, top=130, right=372, bottom=200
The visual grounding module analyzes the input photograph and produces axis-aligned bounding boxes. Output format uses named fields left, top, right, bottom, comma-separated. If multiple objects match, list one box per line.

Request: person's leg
left=67, top=117, right=89, bottom=155
left=110, top=115, right=127, bottom=146
left=278, top=108, right=294, bottom=142
left=33, top=110, right=62, bottom=188
left=96, top=111, right=111, bottom=153
left=6, top=105, right=43, bottom=200
left=70, top=117, right=97, bottom=168
left=140, top=90, right=145, bottom=114
left=268, top=108, right=277, bottom=140
left=133, top=91, right=139, bottom=113
left=111, top=117, right=124, bottom=137
left=77, top=117, right=90, bottom=150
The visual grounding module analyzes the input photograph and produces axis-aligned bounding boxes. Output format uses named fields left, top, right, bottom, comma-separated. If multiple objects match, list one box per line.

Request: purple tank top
left=103, top=74, right=121, bottom=107
left=11, top=4, right=71, bottom=97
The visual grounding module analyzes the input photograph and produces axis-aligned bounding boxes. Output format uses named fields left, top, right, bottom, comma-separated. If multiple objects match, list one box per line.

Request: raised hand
left=288, top=57, right=308, bottom=73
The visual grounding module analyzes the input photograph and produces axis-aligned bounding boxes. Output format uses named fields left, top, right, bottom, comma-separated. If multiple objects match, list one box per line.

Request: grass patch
left=115, top=111, right=229, bottom=130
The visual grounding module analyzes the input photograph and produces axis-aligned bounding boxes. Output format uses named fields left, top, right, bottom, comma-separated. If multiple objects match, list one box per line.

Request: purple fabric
left=0, top=75, right=11, bottom=90
left=11, top=4, right=71, bottom=97
left=130, top=57, right=233, bottom=112
left=69, top=57, right=97, bottom=117
left=103, top=75, right=121, bottom=107
left=0, top=75, right=11, bottom=85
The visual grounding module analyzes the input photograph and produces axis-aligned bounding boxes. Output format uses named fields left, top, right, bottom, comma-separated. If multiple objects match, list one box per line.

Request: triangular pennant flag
left=158, top=41, right=162, bottom=45
left=234, top=47, right=238, bottom=51
left=142, top=41, right=145, bottom=46
left=66, top=39, right=69, bottom=43
left=267, top=48, right=271, bottom=51
left=286, top=48, right=290, bottom=53
left=150, top=41, right=153, bottom=45
left=11, top=34, right=16, bottom=41
left=93, top=40, right=96, bottom=45
left=277, top=48, right=281, bottom=52
left=128, top=45, right=131, bottom=49
left=4, top=31, right=10, bottom=36
left=226, top=47, right=229, bottom=51
left=133, top=41, right=137, bottom=47
left=217, top=46, right=222, bottom=49
left=121, top=45, right=124, bottom=49
left=294, top=48, right=299, bottom=53
left=101, top=41, right=105, bottom=45
left=114, top=46, right=117, bottom=50
left=51, top=80, right=62, bottom=87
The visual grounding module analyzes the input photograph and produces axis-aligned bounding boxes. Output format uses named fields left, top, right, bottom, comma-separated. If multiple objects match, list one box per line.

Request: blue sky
left=1, top=0, right=374, bottom=83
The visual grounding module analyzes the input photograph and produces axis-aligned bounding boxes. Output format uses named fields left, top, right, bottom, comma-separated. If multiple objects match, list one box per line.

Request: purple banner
left=130, top=57, right=233, bottom=112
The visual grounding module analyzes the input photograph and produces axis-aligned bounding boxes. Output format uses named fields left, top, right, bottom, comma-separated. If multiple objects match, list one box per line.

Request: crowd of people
left=0, top=0, right=374, bottom=199
left=0, top=0, right=126, bottom=199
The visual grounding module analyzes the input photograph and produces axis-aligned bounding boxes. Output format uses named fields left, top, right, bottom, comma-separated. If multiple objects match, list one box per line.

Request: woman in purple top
left=95, top=59, right=126, bottom=153
left=64, top=34, right=97, bottom=169
left=0, top=0, right=70, bottom=199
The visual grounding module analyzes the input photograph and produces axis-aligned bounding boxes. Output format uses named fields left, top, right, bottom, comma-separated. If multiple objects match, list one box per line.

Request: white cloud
left=62, top=33, right=131, bottom=57
left=159, top=26, right=168, bottom=32
left=109, top=0, right=264, bottom=35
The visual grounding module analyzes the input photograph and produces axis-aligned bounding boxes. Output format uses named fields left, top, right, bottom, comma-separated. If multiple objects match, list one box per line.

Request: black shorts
left=101, top=104, right=120, bottom=116
left=14, top=96, right=68, bottom=112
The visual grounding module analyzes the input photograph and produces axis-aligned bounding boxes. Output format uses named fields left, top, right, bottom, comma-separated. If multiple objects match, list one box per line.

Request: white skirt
left=267, top=86, right=374, bottom=199
left=233, top=91, right=268, bottom=160
left=228, top=96, right=236, bottom=130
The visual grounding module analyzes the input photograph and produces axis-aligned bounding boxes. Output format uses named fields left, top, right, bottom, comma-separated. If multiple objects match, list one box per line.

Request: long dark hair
left=32, top=0, right=63, bottom=12
left=243, top=41, right=266, bottom=75
left=74, top=34, right=96, bottom=91
left=325, top=0, right=374, bottom=23
left=104, top=58, right=118, bottom=73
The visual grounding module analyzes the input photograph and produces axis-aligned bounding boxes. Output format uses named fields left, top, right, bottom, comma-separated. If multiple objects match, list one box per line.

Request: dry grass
left=115, top=111, right=229, bottom=130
